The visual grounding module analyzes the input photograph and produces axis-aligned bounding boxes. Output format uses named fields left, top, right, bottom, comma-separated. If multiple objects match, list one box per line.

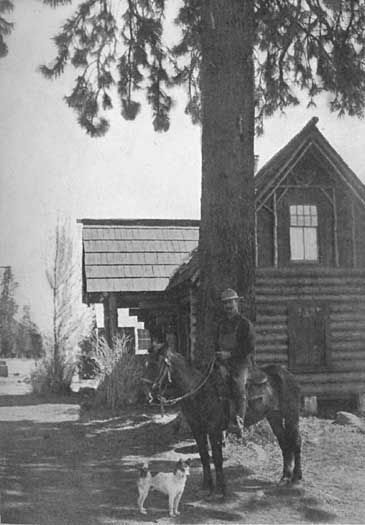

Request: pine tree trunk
left=197, top=0, right=255, bottom=362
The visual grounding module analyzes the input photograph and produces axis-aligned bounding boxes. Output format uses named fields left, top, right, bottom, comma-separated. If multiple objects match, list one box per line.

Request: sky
left=1, top=0, right=365, bottom=332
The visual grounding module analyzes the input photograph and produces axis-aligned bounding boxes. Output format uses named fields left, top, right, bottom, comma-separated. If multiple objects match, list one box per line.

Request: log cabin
left=79, top=117, right=365, bottom=411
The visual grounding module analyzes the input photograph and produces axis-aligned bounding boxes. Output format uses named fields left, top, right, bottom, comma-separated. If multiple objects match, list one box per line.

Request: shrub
left=30, top=338, right=79, bottom=395
left=91, top=334, right=144, bottom=410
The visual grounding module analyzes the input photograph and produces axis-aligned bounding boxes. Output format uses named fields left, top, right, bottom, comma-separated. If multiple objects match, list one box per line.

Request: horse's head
left=141, top=339, right=173, bottom=403
left=151, top=344, right=173, bottom=397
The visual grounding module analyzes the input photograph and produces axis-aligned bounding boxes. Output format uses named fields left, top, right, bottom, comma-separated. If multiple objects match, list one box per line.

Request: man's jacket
left=215, top=313, right=255, bottom=363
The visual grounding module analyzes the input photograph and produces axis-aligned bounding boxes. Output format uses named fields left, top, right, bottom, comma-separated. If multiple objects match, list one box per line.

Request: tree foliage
left=0, top=0, right=14, bottom=58
left=0, top=266, right=18, bottom=356
left=17, top=305, right=43, bottom=358
left=0, top=268, right=43, bottom=358
left=40, top=0, right=365, bottom=136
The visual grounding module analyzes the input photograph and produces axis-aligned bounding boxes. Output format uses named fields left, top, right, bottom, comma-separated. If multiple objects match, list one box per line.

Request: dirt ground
left=0, top=360, right=365, bottom=524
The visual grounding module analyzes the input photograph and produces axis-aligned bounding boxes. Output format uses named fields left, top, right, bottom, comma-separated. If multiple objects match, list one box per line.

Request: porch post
left=273, top=191, right=278, bottom=267
left=103, top=293, right=118, bottom=347
left=351, top=200, right=357, bottom=267
left=332, top=189, right=339, bottom=267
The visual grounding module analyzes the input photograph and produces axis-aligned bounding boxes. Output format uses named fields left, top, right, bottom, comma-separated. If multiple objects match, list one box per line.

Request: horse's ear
left=159, top=342, right=169, bottom=357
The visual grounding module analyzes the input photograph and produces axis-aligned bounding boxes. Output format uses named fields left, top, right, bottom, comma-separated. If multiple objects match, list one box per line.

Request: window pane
left=290, top=205, right=296, bottom=220
left=297, top=204, right=303, bottom=215
left=304, top=215, right=311, bottom=226
left=136, top=328, right=151, bottom=354
left=290, top=228, right=304, bottom=260
left=291, top=215, right=298, bottom=226
left=304, top=228, right=318, bottom=260
left=311, top=213, right=318, bottom=227
left=304, top=205, right=310, bottom=215
left=298, top=215, right=304, bottom=226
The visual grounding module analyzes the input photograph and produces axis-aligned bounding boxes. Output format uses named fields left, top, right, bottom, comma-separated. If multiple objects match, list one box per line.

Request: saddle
left=214, top=363, right=268, bottom=401
left=247, top=367, right=268, bottom=402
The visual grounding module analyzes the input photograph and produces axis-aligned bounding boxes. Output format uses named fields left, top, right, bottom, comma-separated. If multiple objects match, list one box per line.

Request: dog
left=137, top=458, right=191, bottom=517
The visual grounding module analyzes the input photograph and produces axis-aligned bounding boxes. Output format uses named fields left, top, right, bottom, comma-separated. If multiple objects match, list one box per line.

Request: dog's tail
left=138, top=462, right=150, bottom=478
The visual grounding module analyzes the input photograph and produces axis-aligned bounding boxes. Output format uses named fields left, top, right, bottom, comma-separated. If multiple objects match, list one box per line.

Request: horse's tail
left=262, top=364, right=301, bottom=419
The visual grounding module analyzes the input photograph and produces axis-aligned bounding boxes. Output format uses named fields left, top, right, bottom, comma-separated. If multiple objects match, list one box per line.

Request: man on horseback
left=215, top=288, right=255, bottom=438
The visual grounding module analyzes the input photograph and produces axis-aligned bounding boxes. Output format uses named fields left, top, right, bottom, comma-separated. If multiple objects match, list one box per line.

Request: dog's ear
left=174, top=459, right=183, bottom=473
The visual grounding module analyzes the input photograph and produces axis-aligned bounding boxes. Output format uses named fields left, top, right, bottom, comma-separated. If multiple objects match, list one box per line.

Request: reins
left=157, top=355, right=217, bottom=407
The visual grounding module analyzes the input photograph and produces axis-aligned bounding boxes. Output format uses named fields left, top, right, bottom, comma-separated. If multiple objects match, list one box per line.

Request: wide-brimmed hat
left=220, top=288, right=239, bottom=302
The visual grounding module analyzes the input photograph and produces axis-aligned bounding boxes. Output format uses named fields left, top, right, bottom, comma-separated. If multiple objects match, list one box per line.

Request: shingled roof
left=79, top=219, right=199, bottom=294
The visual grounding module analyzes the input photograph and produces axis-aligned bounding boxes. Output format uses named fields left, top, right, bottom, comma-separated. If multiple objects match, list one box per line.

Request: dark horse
left=144, top=344, right=302, bottom=497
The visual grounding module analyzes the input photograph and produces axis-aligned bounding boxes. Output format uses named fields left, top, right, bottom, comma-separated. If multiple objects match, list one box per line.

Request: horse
left=144, top=343, right=302, bottom=498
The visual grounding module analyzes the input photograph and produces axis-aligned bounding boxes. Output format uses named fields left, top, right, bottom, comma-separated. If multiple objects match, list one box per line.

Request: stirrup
left=227, top=416, right=244, bottom=437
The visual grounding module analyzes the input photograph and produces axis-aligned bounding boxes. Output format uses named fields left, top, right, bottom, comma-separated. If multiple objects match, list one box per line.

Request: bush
left=30, top=340, right=78, bottom=395
left=91, top=335, right=144, bottom=410
left=77, top=354, right=101, bottom=379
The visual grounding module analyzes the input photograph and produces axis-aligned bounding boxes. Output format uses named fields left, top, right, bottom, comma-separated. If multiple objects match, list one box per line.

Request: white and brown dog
left=137, top=459, right=191, bottom=517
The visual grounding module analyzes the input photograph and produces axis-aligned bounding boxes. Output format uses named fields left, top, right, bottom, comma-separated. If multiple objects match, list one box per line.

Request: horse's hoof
left=204, top=491, right=216, bottom=502
left=278, top=477, right=291, bottom=487
left=291, top=477, right=302, bottom=486
left=204, top=491, right=227, bottom=503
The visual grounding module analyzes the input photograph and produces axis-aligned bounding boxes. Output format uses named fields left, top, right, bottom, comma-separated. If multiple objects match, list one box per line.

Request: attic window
left=289, top=205, right=318, bottom=261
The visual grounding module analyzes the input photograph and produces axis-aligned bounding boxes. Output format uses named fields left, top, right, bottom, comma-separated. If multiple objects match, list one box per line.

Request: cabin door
left=288, top=302, right=330, bottom=371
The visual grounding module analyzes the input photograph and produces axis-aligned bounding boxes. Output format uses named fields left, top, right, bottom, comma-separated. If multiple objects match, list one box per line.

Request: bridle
left=151, top=351, right=217, bottom=407
left=151, top=352, right=172, bottom=397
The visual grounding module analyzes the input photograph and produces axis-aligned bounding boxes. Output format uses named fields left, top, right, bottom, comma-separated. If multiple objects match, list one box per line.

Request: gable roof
left=79, top=118, right=365, bottom=297
left=255, top=116, right=365, bottom=207
left=78, top=219, right=199, bottom=294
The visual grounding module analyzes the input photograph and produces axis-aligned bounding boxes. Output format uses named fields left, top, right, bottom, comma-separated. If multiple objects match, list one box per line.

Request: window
left=289, top=204, right=318, bottom=261
left=136, top=328, right=151, bottom=355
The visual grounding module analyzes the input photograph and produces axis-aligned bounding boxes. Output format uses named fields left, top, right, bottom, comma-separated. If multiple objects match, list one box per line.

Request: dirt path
left=0, top=391, right=364, bottom=525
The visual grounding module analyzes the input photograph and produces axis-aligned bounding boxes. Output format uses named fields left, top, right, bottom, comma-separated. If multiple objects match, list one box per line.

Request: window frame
left=289, top=204, right=319, bottom=263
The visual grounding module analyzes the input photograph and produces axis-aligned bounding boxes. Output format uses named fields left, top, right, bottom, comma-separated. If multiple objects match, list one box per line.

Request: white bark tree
left=45, top=218, right=93, bottom=392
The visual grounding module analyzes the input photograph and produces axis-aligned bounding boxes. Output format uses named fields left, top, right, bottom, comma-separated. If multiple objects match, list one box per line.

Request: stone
left=335, top=411, right=364, bottom=429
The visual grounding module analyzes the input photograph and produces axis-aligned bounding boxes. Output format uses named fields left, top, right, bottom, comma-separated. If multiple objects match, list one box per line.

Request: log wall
left=256, top=267, right=365, bottom=398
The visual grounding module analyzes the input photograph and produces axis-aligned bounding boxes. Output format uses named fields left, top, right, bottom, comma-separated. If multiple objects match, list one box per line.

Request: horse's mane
left=170, top=350, right=203, bottom=379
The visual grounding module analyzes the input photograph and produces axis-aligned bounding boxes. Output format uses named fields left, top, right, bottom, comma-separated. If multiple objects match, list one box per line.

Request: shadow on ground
left=0, top=396, right=338, bottom=524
